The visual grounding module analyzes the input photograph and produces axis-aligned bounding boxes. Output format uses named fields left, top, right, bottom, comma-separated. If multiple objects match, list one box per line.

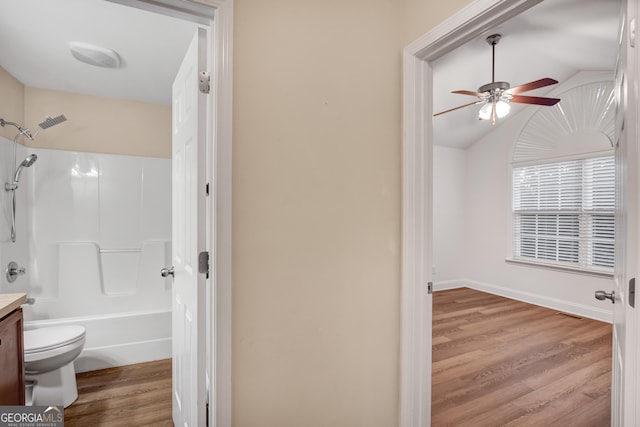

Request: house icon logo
left=44, top=406, right=62, bottom=415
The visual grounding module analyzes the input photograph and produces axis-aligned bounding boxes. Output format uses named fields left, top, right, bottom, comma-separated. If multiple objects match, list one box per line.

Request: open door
left=606, top=0, right=638, bottom=423
left=168, top=28, right=209, bottom=427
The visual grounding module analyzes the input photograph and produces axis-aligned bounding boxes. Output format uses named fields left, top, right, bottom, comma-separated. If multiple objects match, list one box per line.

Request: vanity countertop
left=0, top=293, right=26, bottom=320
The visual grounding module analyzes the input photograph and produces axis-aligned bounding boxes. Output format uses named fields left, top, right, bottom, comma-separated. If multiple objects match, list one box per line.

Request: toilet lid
left=24, top=325, right=86, bottom=354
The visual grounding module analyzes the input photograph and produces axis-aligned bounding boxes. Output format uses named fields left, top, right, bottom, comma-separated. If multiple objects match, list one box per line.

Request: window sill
left=505, top=257, right=614, bottom=278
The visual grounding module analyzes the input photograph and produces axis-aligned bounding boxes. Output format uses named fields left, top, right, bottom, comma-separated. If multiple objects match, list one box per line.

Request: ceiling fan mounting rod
left=486, top=34, right=501, bottom=84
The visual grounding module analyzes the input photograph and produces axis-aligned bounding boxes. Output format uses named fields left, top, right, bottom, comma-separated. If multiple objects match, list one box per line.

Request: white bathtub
left=25, top=309, right=171, bottom=373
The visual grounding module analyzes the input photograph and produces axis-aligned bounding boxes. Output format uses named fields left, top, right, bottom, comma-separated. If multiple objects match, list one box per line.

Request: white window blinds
left=512, top=156, right=615, bottom=271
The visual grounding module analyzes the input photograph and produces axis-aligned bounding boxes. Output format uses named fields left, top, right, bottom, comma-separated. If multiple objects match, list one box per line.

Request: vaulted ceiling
left=432, top=0, right=621, bottom=149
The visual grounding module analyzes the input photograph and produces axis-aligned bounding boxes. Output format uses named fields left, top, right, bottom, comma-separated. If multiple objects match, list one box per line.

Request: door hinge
left=630, top=18, right=636, bottom=48
left=630, top=277, right=636, bottom=308
left=199, top=251, right=210, bottom=278
left=199, top=71, right=211, bottom=94
left=427, top=282, right=433, bottom=294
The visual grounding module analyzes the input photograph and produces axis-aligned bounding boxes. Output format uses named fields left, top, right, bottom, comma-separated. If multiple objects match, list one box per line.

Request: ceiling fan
left=433, top=34, right=561, bottom=125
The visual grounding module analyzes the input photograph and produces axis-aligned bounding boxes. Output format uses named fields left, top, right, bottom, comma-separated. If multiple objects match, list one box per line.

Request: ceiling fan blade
left=452, top=89, right=484, bottom=97
left=506, top=78, right=558, bottom=95
left=433, top=101, right=481, bottom=117
left=510, top=95, right=561, bottom=106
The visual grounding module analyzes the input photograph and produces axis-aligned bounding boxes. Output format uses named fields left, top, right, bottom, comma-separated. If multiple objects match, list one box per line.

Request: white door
left=608, top=0, right=638, bottom=423
left=170, top=28, right=208, bottom=427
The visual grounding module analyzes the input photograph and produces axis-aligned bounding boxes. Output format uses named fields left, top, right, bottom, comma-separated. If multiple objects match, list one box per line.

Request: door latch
left=199, top=251, right=210, bottom=278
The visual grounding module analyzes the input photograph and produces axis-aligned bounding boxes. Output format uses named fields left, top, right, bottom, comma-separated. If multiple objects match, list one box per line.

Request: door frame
left=400, top=0, right=636, bottom=426
left=107, top=1, right=233, bottom=426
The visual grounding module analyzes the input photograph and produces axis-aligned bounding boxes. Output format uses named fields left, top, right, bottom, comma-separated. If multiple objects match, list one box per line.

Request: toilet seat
left=24, top=325, right=86, bottom=354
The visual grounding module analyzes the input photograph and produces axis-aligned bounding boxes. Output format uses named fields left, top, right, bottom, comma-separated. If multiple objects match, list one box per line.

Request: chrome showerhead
left=38, top=115, right=67, bottom=130
left=13, top=154, right=37, bottom=183
left=21, top=154, right=37, bottom=168
left=0, top=118, right=34, bottom=141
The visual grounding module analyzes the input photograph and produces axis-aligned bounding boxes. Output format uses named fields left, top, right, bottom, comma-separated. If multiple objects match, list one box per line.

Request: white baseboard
left=75, top=338, right=171, bottom=373
left=434, top=278, right=612, bottom=323
left=433, top=280, right=466, bottom=291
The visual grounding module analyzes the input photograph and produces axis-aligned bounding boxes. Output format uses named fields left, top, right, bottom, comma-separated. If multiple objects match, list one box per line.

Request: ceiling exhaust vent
left=69, top=41, right=121, bottom=69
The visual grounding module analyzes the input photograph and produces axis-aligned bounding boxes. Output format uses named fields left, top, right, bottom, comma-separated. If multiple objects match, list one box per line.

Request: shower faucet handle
left=6, top=261, right=26, bottom=283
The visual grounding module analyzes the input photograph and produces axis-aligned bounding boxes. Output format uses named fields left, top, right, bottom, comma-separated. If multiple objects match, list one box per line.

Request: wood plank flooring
left=60, top=290, right=611, bottom=426
left=64, top=359, right=172, bottom=426
left=432, top=287, right=612, bottom=427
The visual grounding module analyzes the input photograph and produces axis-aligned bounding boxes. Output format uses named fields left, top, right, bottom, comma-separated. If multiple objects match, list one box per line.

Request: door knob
left=160, top=266, right=175, bottom=278
left=595, top=290, right=615, bottom=303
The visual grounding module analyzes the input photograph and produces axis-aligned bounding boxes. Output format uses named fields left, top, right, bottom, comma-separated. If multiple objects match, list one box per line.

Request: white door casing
left=401, top=3, right=542, bottom=425
left=401, top=0, right=637, bottom=426
left=172, top=28, right=208, bottom=427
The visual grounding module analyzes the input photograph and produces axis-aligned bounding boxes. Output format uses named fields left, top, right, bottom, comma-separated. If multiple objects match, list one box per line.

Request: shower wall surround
left=30, top=146, right=172, bottom=316
left=0, top=136, right=172, bottom=371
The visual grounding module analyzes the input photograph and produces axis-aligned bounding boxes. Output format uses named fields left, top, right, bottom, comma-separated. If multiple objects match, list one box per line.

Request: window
left=512, top=156, right=615, bottom=272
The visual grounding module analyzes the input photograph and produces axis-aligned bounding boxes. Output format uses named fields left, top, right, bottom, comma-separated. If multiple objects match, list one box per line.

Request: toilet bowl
left=23, top=325, right=86, bottom=408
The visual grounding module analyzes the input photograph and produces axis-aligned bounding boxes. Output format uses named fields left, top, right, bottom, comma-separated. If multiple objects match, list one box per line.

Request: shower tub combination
left=23, top=240, right=172, bottom=373
left=1, top=132, right=172, bottom=373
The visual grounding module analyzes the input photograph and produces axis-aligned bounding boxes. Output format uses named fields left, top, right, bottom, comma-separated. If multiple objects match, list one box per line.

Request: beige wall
left=24, top=88, right=171, bottom=158
left=403, top=0, right=473, bottom=45
left=0, top=66, right=25, bottom=141
left=0, top=66, right=170, bottom=158
left=232, top=1, right=470, bottom=426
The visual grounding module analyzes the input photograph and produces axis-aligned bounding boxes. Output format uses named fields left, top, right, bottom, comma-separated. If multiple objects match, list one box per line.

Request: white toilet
left=23, top=325, right=86, bottom=408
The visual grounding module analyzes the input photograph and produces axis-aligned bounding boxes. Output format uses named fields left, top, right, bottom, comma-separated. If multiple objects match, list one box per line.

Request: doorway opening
left=98, top=1, right=233, bottom=425
left=401, top=0, right=635, bottom=426
left=0, top=0, right=232, bottom=425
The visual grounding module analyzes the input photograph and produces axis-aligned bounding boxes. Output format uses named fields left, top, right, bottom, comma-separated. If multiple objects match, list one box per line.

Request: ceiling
left=0, top=0, right=623, bottom=147
left=0, top=0, right=197, bottom=105
left=433, top=0, right=622, bottom=149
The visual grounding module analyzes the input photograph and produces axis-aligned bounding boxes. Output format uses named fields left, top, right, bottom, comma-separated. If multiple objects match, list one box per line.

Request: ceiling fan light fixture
left=495, top=100, right=511, bottom=118
left=478, top=103, right=493, bottom=120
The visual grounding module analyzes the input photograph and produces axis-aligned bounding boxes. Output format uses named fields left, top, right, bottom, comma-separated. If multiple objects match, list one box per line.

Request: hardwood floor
left=61, top=292, right=611, bottom=426
left=432, top=288, right=612, bottom=427
left=64, top=359, right=172, bottom=426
